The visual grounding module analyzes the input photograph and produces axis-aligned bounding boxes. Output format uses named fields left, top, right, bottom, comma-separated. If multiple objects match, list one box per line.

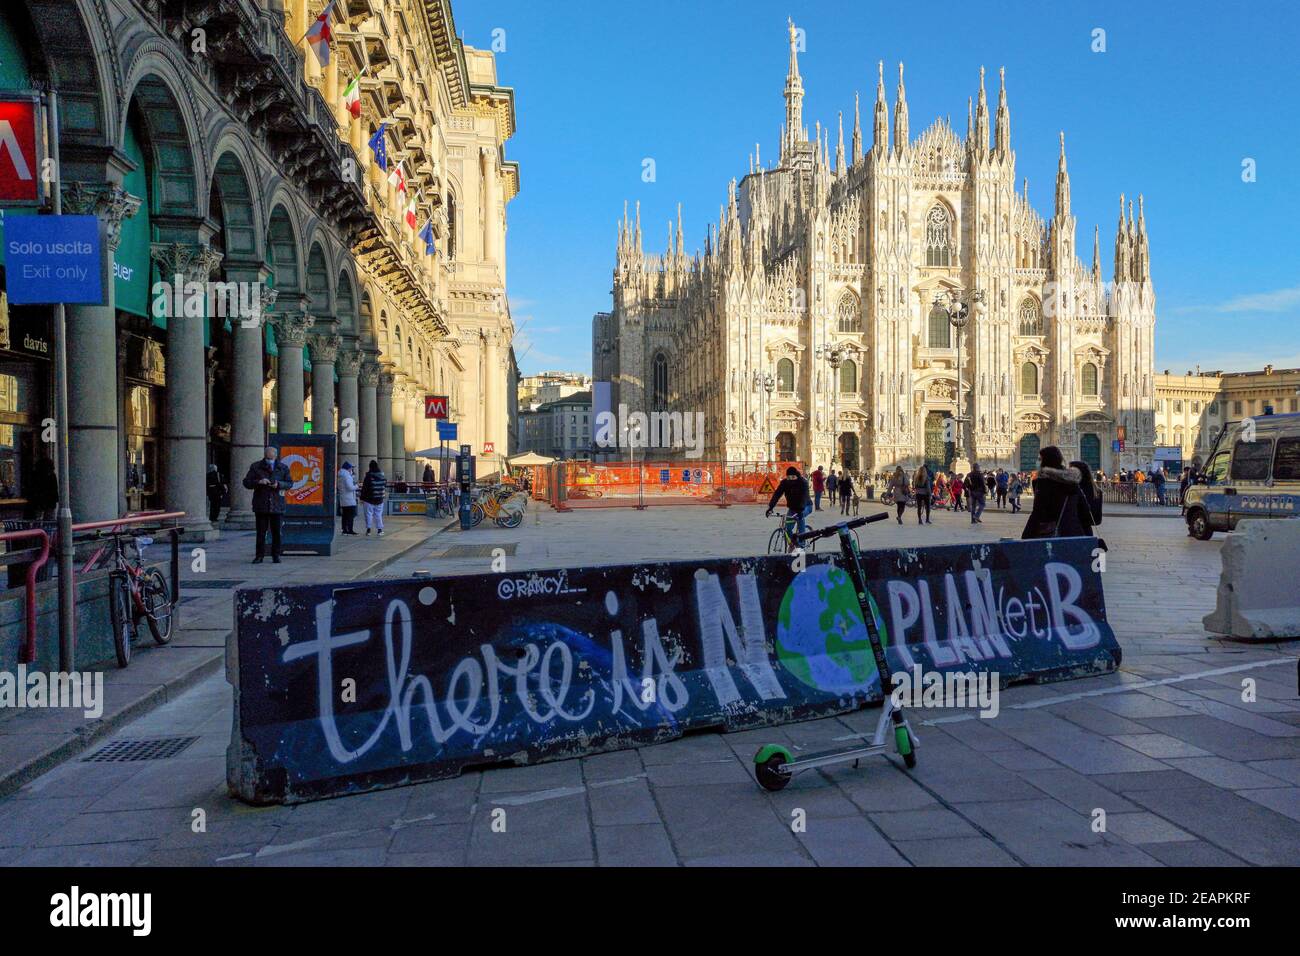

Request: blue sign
left=437, top=421, right=458, bottom=441
left=1111, top=440, right=1121, bottom=452
left=4, top=215, right=103, bottom=305
left=659, top=468, right=670, bottom=484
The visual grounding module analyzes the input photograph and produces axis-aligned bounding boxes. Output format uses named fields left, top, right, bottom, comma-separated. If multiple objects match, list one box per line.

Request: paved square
left=1, top=501, right=1297, bottom=866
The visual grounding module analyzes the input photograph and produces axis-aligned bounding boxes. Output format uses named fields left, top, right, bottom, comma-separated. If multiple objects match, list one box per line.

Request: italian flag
left=343, top=73, right=362, bottom=118
left=405, top=196, right=418, bottom=230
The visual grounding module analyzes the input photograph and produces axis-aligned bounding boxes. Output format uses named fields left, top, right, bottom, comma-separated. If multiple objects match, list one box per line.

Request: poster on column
left=270, top=433, right=336, bottom=556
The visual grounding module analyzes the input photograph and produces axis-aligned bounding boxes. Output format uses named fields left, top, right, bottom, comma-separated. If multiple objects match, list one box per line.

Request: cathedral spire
left=852, top=92, right=863, bottom=162
left=1092, top=224, right=1101, bottom=278
left=973, top=66, right=989, bottom=153
left=892, top=62, right=908, bottom=154
left=966, top=96, right=973, bottom=143
left=836, top=111, right=846, bottom=176
left=634, top=200, right=642, bottom=253
left=782, top=19, right=805, bottom=160
left=676, top=202, right=684, bottom=258
left=873, top=60, right=888, bottom=153
left=1114, top=193, right=1131, bottom=281
left=1054, top=131, right=1071, bottom=218
left=994, top=66, right=1010, bottom=154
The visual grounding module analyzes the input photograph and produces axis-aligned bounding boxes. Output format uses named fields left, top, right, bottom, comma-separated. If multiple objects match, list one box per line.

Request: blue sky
left=456, top=0, right=1300, bottom=377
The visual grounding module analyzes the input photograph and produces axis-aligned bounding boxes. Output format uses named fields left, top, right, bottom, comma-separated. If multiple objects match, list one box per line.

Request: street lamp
left=931, top=289, right=985, bottom=465
left=816, top=344, right=847, bottom=466
left=763, top=371, right=775, bottom=463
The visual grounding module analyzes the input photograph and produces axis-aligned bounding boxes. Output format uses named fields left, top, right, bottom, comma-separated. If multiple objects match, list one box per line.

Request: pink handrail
left=0, top=528, right=51, bottom=663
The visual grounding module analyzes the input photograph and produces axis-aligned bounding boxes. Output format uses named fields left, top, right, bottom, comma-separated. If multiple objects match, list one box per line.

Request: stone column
left=308, top=331, right=341, bottom=435
left=152, top=240, right=223, bottom=540
left=483, top=330, right=502, bottom=456
left=357, top=361, right=380, bottom=470
left=337, top=347, right=363, bottom=471
left=404, top=391, right=421, bottom=481
left=62, top=183, right=140, bottom=523
left=226, top=279, right=274, bottom=529
left=272, top=305, right=314, bottom=433
left=376, top=371, right=395, bottom=478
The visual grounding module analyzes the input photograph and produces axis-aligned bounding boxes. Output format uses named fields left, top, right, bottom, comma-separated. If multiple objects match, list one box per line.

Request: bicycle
left=753, top=513, right=918, bottom=790
left=103, top=531, right=174, bottom=668
left=766, top=511, right=815, bottom=555
left=470, top=489, right=526, bottom=528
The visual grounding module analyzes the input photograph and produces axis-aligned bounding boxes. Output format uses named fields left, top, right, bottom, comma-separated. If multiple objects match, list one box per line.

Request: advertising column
left=269, top=432, right=336, bottom=555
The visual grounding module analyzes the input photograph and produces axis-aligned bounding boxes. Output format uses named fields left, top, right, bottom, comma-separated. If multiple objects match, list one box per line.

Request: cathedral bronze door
left=924, top=411, right=954, bottom=474
left=1019, top=433, right=1041, bottom=472
left=776, top=431, right=796, bottom=462
left=838, top=432, right=859, bottom=472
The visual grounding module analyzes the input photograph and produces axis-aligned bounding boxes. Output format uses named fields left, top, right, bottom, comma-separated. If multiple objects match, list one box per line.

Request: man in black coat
left=243, top=446, right=292, bottom=563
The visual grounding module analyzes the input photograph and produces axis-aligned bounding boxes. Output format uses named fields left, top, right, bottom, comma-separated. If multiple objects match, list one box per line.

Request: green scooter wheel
left=895, top=726, right=917, bottom=769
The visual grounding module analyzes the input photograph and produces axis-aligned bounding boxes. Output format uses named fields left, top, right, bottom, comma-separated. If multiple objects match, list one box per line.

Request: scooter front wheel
left=895, top=725, right=917, bottom=769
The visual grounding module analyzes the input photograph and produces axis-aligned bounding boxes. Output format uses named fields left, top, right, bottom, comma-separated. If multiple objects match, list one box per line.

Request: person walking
left=337, top=460, right=359, bottom=535
left=913, top=463, right=933, bottom=525
left=811, top=466, right=826, bottom=511
left=950, top=472, right=965, bottom=512
left=206, top=463, right=227, bottom=524
left=422, top=462, right=435, bottom=485
left=360, top=460, right=387, bottom=535
left=968, top=462, right=987, bottom=524
left=826, top=469, right=838, bottom=509
left=242, top=446, right=292, bottom=564
left=1071, top=459, right=1103, bottom=537
left=995, top=468, right=1008, bottom=510
left=1021, top=445, right=1089, bottom=539
left=889, top=466, right=909, bottom=524
left=1152, top=466, right=1166, bottom=506
left=838, top=471, right=855, bottom=514
left=1009, top=473, right=1025, bottom=513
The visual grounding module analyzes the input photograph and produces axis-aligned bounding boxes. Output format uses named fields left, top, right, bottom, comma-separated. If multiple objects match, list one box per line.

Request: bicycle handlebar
left=793, top=512, right=888, bottom=544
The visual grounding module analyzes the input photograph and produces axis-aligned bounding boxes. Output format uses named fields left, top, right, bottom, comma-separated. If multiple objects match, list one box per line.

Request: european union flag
left=418, top=219, right=436, bottom=256
left=368, top=123, right=388, bottom=171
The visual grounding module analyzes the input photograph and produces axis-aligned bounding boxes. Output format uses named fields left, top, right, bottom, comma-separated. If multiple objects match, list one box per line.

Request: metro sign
left=424, top=394, right=448, bottom=419
left=482, top=442, right=495, bottom=455
left=0, top=98, right=40, bottom=204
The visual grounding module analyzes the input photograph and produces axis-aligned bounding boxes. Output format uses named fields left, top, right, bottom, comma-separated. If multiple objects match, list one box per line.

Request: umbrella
left=508, top=452, right=555, bottom=466
left=412, top=447, right=458, bottom=459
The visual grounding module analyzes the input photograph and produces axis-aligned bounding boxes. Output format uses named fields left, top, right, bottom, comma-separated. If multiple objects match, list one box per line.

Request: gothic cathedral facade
left=593, top=22, right=1156, bottom=476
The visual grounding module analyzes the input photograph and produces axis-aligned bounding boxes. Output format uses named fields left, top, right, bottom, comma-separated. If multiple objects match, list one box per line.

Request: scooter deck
left=783, top=743, right=889, bottom=772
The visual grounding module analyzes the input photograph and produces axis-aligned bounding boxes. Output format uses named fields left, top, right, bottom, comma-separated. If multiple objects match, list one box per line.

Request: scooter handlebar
left=792, top=512, right=888, bottom=544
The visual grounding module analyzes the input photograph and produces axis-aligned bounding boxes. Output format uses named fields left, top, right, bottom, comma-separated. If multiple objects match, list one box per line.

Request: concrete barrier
left=1203, top=518, right=1300, bottom=640
left=227, top=536, right=1120, bottom=804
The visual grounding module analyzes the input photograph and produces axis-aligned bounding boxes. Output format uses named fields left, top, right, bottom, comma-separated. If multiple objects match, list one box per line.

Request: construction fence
left=528, top=460, right=804, bottom=510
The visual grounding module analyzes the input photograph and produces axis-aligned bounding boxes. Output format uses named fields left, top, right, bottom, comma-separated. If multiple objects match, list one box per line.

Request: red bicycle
left=103, top=531, right=174, bottom=667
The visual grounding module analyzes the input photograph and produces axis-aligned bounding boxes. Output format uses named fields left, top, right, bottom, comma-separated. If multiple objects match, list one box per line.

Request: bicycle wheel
left=141, top=567, right=174, bottom=645
left=108, top=570, right=134, bottom=668
left=767, top=529, right=786, bottom=554
left=496, top=509, right=523, bottom=529
left=469, top=503, right=485, bottom=527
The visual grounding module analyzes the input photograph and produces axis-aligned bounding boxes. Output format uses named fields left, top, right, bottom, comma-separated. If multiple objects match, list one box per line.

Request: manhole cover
left=439, top=544, right=519, bottom=559
left=82, top=736, right=199, bottom=762
left=181, top=580, right=244, bottom=589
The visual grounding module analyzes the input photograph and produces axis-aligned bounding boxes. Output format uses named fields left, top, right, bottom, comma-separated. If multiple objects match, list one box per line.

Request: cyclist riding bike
left=765, top=466, right=813, bottom=535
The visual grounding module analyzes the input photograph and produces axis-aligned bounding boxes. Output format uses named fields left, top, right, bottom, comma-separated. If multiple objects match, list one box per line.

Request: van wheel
left=1188, top=510, right=1213, bottom=541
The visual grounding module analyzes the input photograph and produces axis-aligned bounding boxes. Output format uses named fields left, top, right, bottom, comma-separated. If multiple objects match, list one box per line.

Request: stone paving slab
left=0, top=505, right=1297, bottom=866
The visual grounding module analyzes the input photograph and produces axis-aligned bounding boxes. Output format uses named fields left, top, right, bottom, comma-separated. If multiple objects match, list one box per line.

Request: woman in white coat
left=337, top=461, right=359, bottom=535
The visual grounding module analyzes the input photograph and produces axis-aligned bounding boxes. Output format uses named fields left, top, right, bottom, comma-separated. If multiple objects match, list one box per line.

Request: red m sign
left=424, top=394, right=448, bottom=419
left=0, top=99, right=39, bottom=203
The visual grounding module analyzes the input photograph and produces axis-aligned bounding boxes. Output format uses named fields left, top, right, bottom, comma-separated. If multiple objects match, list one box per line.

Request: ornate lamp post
left=816, top=344, right=847, bottom=466
left=931, top=289, right=985, bottom=466
left=763, top=372, right=775, bottom=463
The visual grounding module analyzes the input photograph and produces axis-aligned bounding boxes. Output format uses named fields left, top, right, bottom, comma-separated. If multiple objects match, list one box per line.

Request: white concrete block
left=1203, top=518, right=1300, bottom=639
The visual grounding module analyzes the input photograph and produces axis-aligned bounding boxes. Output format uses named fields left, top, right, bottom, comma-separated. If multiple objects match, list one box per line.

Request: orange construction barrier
left=548, top=460, right=804, bottom=509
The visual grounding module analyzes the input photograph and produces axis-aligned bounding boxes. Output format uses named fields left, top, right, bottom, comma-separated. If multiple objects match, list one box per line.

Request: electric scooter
left=753, top=513, right=919, bottom=791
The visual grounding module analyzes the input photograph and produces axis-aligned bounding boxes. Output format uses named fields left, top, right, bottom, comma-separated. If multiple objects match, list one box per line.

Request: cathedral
left=592, top=21, right=1157, bottom=476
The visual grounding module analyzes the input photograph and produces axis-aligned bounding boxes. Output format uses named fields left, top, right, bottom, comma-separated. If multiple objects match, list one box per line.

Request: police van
left=1184, top=411, right=1300, bottom=540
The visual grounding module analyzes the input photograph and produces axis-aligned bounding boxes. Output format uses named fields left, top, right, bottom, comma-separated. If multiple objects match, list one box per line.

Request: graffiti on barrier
left=229, top=537, right=1119, bottom=803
